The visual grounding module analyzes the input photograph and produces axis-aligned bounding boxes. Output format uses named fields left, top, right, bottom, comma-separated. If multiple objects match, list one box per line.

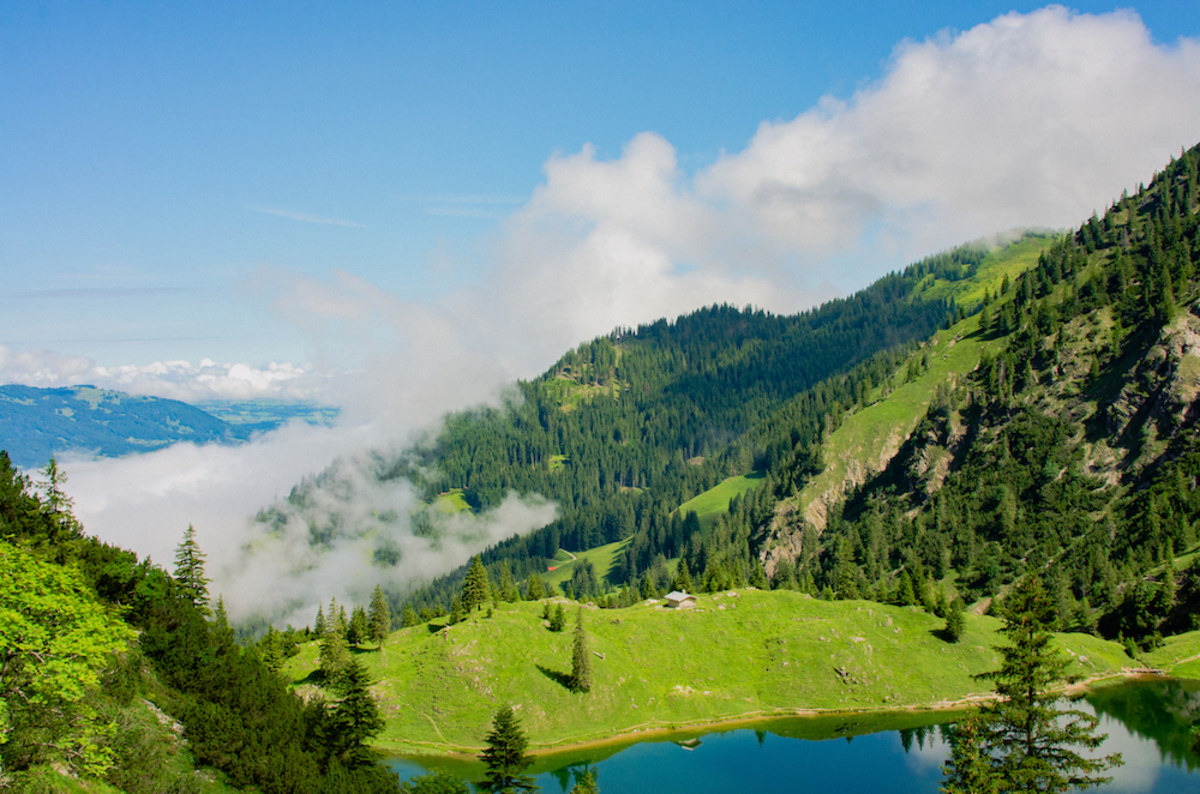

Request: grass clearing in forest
left=434, top=489, right=471, bottom=514
left=543, top=538, right=630, bottom=589
left=675, top=471, right=766, bottom=529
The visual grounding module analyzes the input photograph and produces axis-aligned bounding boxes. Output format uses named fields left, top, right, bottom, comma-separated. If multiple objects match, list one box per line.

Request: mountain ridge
left=0, top=384, right=337, bottom=469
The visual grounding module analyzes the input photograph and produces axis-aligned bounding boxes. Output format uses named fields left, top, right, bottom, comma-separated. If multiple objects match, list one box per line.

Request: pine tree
left=347, top=605, right=369, bottom=647
left=673, top=559, right=692, bottom=592
left=479, top=705, right=536, bottom=793
left=320, top=618, right=351, bottom=685
left=499, top=561, right=517, bottom=603
left=526, top=573, right=545, bottom=601
left=401, top=604, right=420, bottom=628
left=323, top=658, right=384, bottom=770
left=943, top=600, right=966, bottom=643
left=548, top=603, right=566, bottom=632
left=260, top=626, right=285, bottom=674
left=36, top=457, right=81, bottom=538
left=212, top=595, right=234, bottom=646
left=463, top=555, right=491, bottom=613
left=368, top=585, right=391, bottom=648
left=942, top=577, right=1122, bottom=792
left=173, top=524, right=210, bottom=613
left=314, top=605, right=327, bottom=636
left=569, top=606, right=592, bottom=693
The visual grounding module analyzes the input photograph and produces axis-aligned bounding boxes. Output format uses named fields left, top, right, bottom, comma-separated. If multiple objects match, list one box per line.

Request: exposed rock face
left=1103, top=305, right=1200, bottom=476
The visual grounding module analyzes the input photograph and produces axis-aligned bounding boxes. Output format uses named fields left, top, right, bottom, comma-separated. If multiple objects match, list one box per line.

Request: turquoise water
left=390, top=679, right=1200, bottom=793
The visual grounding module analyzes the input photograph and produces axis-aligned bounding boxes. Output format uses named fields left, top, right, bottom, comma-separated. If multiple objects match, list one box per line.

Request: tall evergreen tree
left=347, top=604, right=369, bottom=647
left=479, top=705, right=537, bottom=793
left=36, top=457, right=81, bottom=538
left=525, top=573, right=546, bottom=601
left=320, top=616, right=351, bottom=685
left=673, top=558, right=692, bottom=592
left=463, top=555, right=491, bottom=613
left=401, top=603, right=420, bottom=628
left=368, top=584, right=392, bottom=648
left=173, top=524, right=210, bottom=613
left=499, top=561, right=517, bottom=603
left=569, top=606, right=592, bottom=693
left=322, top=658, right=385, bottom=770
left=942, top=577, right=1121, bottom=792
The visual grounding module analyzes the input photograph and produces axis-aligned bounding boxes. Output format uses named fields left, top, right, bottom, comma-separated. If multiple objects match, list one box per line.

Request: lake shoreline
left=375, top=669, right=1156, bottom=761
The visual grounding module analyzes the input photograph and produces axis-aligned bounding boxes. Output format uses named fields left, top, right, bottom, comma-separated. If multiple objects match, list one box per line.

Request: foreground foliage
left=942, top=578, right=1122, bottom=792
left=0, top=451, right=401, bottom=791
left=479, top=705, right=537, bottom=793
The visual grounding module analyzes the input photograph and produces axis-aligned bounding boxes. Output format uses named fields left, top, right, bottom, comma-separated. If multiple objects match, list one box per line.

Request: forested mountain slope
left=760, top=143, right=1200, bottom=646
left=391, top=144, right=1200, bottom=639
left=263, top=229, right=1024, bottom=613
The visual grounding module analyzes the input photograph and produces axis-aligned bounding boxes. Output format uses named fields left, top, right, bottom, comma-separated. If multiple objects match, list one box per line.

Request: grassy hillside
left=543, top=538, right=629, bottom=590
left=286, top=589, right=1129, bottom=755
left=676, top=471, right=766, bottom=529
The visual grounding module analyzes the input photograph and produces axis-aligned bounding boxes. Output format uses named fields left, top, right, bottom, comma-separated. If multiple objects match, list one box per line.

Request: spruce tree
left=942, top=577, right=1121, bottom=792
left=499, top=561, right=517, bottom=603
left=260, top=626, right=284, bottom=674
left=323, top=658, right=384, bottom=770
left=347, top=605, right=369, bottom=647
left=479, top=705, right=536, bottom=793
left=674, top=559, right=692, bottom=592
left=526, top=573, right=545, bottom=601
left=36, top=457, right=81, bottom=538
left=943, top=600, right=966, bottom=643
left=368, top=585, right=391, bottom=648
left=319, top=617, right=351, bottom=685
left=401, top=604, right=420, bottom=628
left=569, top=606, right=592, bottom=693
left=549, top=603, right=566, bottom=632
left=173, top=524, right=210, bottom=613
left=463, top=555, right=491, bottom=613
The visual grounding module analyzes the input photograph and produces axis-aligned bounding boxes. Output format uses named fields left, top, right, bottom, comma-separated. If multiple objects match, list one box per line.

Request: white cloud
left=0, top=343, right=323, bottom=403
left=65, top=430, right=557, bottom=625
left=699, top=6, right=1200, bottom=277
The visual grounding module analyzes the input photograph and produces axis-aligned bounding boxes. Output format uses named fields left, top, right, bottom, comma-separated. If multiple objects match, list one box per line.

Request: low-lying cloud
left=55, top=5, right=1200, bottom=623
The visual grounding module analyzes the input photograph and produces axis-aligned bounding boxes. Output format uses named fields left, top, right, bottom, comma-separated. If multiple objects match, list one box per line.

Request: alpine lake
left=388, top=678, right=1200, bottom=793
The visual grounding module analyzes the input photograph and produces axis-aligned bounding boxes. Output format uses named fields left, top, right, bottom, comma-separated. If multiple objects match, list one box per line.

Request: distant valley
left=0, top=384, right=338, bottom=469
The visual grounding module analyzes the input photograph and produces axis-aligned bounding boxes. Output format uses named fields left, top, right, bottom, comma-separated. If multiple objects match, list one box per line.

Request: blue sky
left=3, top=1, right=1200, bottom=406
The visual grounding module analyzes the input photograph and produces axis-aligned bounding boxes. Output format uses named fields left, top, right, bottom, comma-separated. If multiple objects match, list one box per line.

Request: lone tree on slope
left=569, top=606, right=592, bottom=693
left=173, top=524, right=210, bottom=614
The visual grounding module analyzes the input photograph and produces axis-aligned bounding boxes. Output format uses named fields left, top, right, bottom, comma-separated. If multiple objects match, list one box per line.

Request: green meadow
left=675, top=472, right=766, bottom=529
left=286, top=589, right=1130, bottom=756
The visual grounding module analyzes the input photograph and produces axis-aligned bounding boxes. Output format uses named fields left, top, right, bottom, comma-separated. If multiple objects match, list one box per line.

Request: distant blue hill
left=0, top=384, right=337, bottom=470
